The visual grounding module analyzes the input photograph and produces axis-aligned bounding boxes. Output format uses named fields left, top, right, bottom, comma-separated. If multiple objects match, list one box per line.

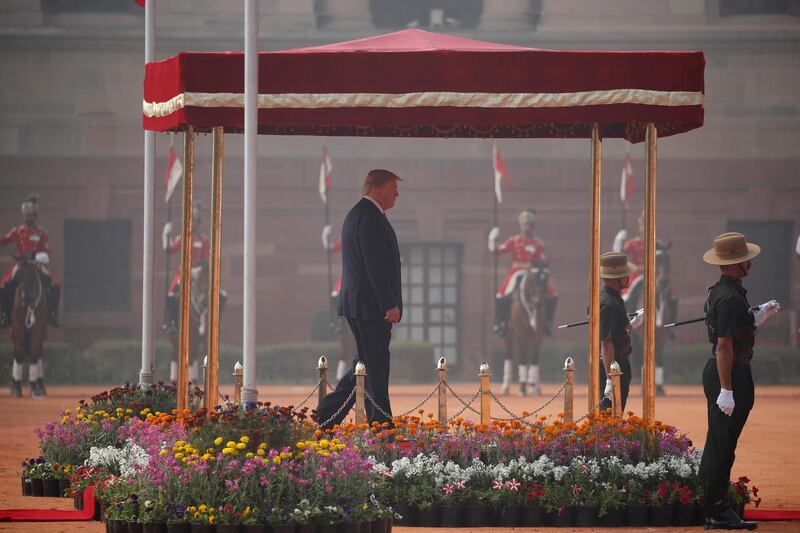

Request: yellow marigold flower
left=239, top=436, right=250, bottom=444
left=257, top=449, right=265, bottom=456
left=175, top=453, right=185, bottom=459
left=272, top=456, right=281, bottom=465
left=319, top=439, right=329, bottom=449
left=222, top=448, right=233, bottom=456
left=159, top=450, right=169, bottom=456
left=125, top=408, right=133, bottom=414
left=296, top=441, right=306, bottom=449
left=245, top=452, right=254, bottom=458
left=214, top=437, right=223, bottom=446
left=258, top=442, right=267, bottom=450
left=236, top=442, right=246, bottom=450
left=226, top=441, right=236, bottom=448
left=202, top=453, right=213, bottom=460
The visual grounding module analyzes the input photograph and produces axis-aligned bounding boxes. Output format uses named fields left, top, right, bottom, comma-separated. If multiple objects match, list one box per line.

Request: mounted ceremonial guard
left=489, top=208, right=558, bottom=394
left=0, top=195, right=60, bottom=397
left=163, top=202, right=224, bottom=383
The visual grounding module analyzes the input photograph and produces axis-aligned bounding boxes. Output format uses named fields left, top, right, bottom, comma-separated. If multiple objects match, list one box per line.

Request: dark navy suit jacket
left=338, top=197, right=402, bottom=321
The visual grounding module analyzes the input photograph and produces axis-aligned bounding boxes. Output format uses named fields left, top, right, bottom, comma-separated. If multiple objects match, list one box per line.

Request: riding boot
left=501, top=359, right=512, bottom=395
left=527, top=364, right=540, bottom=396
left=11, top=361, right=23, bottom=397
left=517, top=365, right=527, bottom=397
left=29, top=360, right=44, bottom=398
left=494, top=296, right=510, bottom=338
left=656, top=366, right=666, bottom=396
left=0, top=282, right=14, bottom=328
left=164, top=294, right=179, bottom=335
left=170, top=361, right=178, bottom=384
left=544, top=294, right=559, bottom=336
left=47, top=285, right=60, bottom=327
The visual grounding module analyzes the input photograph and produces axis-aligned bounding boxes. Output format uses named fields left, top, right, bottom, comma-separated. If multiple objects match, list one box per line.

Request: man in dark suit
left=316, top=169, right=403, bottom=429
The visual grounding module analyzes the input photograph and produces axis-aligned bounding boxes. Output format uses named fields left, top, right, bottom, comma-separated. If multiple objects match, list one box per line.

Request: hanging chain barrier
left=443, top=381, right=482, bottom=421
left=575, top=398, right=607, bottom=424
left=488, top=380, right=568, bottom=425
left=294, top=378, right=322, bottom=410
left=315, top=386, right=357, bottom=431
left=363, top=389, right=394, bottom=421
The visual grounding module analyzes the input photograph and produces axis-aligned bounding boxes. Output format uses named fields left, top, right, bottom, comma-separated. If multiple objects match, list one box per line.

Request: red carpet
left=0, top=486, right=96, bottom=521
left=745, top=508, right=800, bottom=521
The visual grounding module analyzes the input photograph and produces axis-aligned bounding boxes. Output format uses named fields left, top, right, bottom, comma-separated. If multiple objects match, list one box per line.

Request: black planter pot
left=736, top=502, right=746, bottom=519
left=96, top=501, right=105, bottom=521
left=74, top=492, right=83, bottom=510
left=626, top=505, right=649, bottom=527
left=601, top=507, right=625, bottom=527
left=673, top=504, right=695, bottom=526
left=464, top=504, right=488, bottom=526
left=43, top=478, right=60, bottom=497
left=496, top=505, right=522, bottom=526
left=294, top=524, right=314, bottom=533
left=360, top=522, right=372, bottom=533
left=30, top=477, right=44, bottom=497
left=166, top=524, right=191, bottom=533
left=574, top=505, right=599, bottom=527
left=436, top=504, right=461, bottom=527
left=550, top=507, right=575, bottom=527
left=521, top=504, right=543, bottom=526
left=371, top=519, right=389, bottom=533
left=22, top=477, right=32, bottom=496
left=316, top=525, right=337, bottom=533
left=392, top=505, right=415, bottom=526
left=59, top=478, right=71, bottom=497
left=269, top=525, right=293, bottom=533
left=336, top=523, right=358, bottom=533
left=189, top=525, right=214, bottom=533
left=650, top=505, right=673, bottom=526
left=128, top=522, right=144, bottom=533
left=106, top=520, right=122, bottom=533
left=416, top=506, right=436, bottom=527
left=142, top=523, right=165, bottom=533
left=693, top=503, right=705, bottom=525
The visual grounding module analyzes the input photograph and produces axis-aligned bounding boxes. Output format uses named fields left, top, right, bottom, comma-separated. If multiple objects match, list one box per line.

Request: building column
left=321, top=0, right=373, bottom=30
left=479, top=0, right=533, bottom=31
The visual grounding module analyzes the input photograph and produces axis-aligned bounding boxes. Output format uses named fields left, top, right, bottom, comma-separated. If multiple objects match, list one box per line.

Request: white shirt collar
left=362, top=195, right=385, bottom=215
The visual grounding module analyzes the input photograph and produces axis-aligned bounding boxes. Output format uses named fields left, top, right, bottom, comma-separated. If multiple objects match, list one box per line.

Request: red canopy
left=143, top=29, right=704, bottom=142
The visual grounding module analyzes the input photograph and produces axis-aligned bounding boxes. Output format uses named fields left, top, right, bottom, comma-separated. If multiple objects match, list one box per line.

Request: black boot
left=11, top=380, right=22, bottom=397
left=164, top=294, right=179, bottom=335
left=494, top=296, right=510, bottom=338
left=35, top=378, right=47, bottom=397
left=0, top=282, right=13, bottom=328
left=545, top=294, right=559, bottom=336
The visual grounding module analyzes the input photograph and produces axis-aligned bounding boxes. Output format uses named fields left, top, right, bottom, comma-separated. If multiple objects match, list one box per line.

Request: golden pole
left=437, top=357, right=448, bottom=429
left=479, top=361, right=491, bottom=427
left=563, top=356, right=575, bottom=424
left=610, top=361, right=623, bottom=419
left=354, top=361, right=367, bottom=425
left=205, top=126, right=224, bottom=411
left=317, top=356, right=329, bottom=407
left=588, top=123, right=602, bottom=412
left=643, top=123, right=658, bottom=424
left=233, top=361, right=243, bottom=404
left=177, top=126, right=195, bottom=416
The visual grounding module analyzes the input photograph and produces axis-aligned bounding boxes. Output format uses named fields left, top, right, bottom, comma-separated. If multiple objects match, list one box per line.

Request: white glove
left=753, top=300, right=780, bottom=327
left=629, top=308, right=645, bottom=330
left=488, top=227, right=500, bottom=252
left=321, top=224, right=332, bottom=250
left=716, top=388, right=735, bottom=416
left=604, top=378, right=613, bottom=399
left=162, top=222, right=173, bottom=251
left=612, top=229, right=628, bottom=253
left=34, top=252, right=50, bottom=265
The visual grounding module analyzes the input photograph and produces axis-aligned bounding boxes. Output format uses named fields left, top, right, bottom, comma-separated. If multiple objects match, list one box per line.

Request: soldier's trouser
left=166, top=292, right=179, bottom=327
left=599, top=356, right=631, bottom=412
left=699, top=357, right=754, bottom=517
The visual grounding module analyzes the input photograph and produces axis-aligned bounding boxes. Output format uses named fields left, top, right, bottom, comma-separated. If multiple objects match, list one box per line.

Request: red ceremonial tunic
left=493, top=234, right=551, bottom=296
left=167, top=233, right=210, bottom=295
left=0, top=225, right=52, bottom=284
left=330, top=239, right=342, bottom=296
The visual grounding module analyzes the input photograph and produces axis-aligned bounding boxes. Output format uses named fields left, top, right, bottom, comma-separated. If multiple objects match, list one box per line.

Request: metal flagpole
left=323, top=151, right=333, bottom=327
left=139, top=0, right=156, bottom=386
left=241, top=0, right=259, bottom=407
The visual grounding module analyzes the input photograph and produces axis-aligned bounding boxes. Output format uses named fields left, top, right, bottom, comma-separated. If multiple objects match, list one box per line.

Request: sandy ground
left=1, top=383, right=799, bottom=532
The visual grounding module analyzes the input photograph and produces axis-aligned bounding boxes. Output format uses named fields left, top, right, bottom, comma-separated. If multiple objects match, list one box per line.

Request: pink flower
left=443, top=484, right=454, bottom=495
left=507, top=479, right=521, bottom=492
left=493, top=479, right=504, bottom=490
left=571, top=484, right=582, bottom=495
left=455, top=480, right=465, bottom=490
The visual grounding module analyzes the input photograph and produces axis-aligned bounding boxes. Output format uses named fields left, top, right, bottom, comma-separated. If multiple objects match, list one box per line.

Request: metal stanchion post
left=563, top=356, right=575, bottom=423
left=354, top=361, right=367, bottom=425
left=202, top=355, right=208, bottom=403
left=610, top=361, right=623, bottom=419
left=318, top=356, right=329, bottom=407
left=233, top=361, right=243, bottom=404
left=479, top=361, right=491, bottom=426
left=437, top=357, right=447, bottom=428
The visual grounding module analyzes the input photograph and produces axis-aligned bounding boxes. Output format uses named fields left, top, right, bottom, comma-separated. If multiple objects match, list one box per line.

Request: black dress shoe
left=705, top=508, right=757, bottom=530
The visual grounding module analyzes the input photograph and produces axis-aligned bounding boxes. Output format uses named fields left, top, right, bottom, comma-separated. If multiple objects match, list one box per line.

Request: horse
left=623, top=245, right=677, bottom=395
left=10, top=254, right=49, bottom=398
left=168, top=262, right=209, bottom=386
left=504, top=265, right=550, bottom=396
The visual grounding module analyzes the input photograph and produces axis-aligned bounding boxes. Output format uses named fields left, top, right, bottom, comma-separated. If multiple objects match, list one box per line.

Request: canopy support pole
left=588, top=123, right=602, bottom=412
left=177, top=126, right=195, bottom=415
left=241, top=0, right=259, bottom=407
left=206, top=126, right=224, bottom=411
left=643, top=123, right=658, bottom=424
left=139, top=0, right=156, bottom=387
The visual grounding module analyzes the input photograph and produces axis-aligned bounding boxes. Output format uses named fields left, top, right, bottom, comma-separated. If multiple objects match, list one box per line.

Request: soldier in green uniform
left=700, top=232, right=762, bottom=531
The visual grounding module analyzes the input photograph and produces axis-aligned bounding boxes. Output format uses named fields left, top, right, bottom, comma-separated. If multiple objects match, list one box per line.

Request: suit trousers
left=316, top=316, right=393, bottom=429
left=598, top=357, right=631, bottom=412
left=699, top=357, right=754, bottom=514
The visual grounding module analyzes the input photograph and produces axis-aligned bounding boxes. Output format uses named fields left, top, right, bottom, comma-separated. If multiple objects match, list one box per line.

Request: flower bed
left=21, top=387, right=761, bottom=529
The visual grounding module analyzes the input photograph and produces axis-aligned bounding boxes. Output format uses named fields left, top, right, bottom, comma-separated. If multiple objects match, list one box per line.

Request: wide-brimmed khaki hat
left=703, top=232, right=761, bottom=265
left=600, top=251, right=636, bottom=279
